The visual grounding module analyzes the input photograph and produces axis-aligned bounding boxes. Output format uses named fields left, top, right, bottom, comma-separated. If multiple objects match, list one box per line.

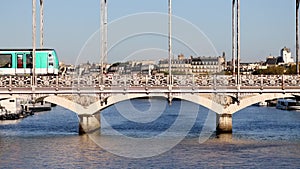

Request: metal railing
left=0, top=74, right=299, bottom=89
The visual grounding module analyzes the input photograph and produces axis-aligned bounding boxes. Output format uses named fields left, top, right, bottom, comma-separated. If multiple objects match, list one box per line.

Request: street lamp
left=100, top=0, right=107, bottom=83
left=232, top=0, right=236, bottom=76
left=40, top=0, right=44, bottom=48
left=296, top=0, right=299, bottom=75
left=32, top=0, right=36, bottom=88
left=168, top=0, right=172, bottom=86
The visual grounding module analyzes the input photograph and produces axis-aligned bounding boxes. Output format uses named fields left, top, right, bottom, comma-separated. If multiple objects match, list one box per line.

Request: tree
left=253, top=66, right=285, bottom=75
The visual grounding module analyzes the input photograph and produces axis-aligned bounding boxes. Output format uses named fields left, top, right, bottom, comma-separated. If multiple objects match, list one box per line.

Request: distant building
left=277, top=47, right=294, bottom=64
left=265, top=56, right=277, bottom=66
left=240, top=62, right=261, bottom=74
left=158, top=54, right=226, bottom=75
left=191, top=55, right=226, bottom=75
left=129, top=60, right=156, bottom=75
left=107, top=62, right=120, bottom=74
left=158, top=54, right=192, bottom=75
left=107, top=60, right=156, bottom=75
left=263, top=47, right=294, bottom=67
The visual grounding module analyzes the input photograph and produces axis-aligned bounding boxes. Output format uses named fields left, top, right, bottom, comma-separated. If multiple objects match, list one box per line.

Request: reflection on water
left=0, top=100, right=299, bottom=168
left=215, top=133, right=233, bottom=142
left=0, top=119, right=21, bottom=125
left=0, top=135, right=299, bottom=168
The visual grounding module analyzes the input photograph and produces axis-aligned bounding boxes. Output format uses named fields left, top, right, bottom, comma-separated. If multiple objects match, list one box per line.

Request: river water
left=0, top=99, right=299, bottom=168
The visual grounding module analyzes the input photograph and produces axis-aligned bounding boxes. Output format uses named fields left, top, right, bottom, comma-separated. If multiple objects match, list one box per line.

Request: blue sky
left=0, top=0, right=296, bottom=64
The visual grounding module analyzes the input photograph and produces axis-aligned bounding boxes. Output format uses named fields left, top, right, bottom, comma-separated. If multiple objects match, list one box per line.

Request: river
left=0, top=99, right=299, bottom=168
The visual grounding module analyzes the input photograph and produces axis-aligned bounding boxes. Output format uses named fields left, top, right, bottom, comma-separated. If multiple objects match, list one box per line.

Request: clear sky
left=0, top=0, right=296, bottom=64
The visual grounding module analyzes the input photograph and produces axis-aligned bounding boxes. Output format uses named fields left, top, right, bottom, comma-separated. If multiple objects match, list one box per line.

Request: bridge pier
left=216, top=114, right=232, bottom=133
left=78, top=114, right=101, bottom=135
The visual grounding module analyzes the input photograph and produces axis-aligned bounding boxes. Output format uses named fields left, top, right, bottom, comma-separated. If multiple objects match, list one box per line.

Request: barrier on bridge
left=0, top=74, right=299, bottom=88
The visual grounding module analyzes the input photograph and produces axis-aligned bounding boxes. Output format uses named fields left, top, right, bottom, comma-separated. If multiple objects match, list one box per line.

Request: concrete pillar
left=216, top=114, right=232, bottom=133
left=78, top=113, right=101, bottom=135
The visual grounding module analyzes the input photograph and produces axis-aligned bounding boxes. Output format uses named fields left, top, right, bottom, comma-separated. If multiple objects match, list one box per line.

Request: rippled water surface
left=0, top=99, right=299, bottom=168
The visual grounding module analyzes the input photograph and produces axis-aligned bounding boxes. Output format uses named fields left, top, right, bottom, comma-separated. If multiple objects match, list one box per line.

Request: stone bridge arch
left=225, top=93, right=295, bottom=115
left=3, top=92, right=278, bottom=117
left=40, top=92, right=298, bottom=134
left=42, top=93, right=224, bottom=134
left=173, top=94, right=224, bottom=114
left=43, top=96, right=87, bottom=115
left=43, top=94, right=169, bottom=135
left=175, top=93, right=298, bottom=115
left=43, top=94, right=167, bottom=116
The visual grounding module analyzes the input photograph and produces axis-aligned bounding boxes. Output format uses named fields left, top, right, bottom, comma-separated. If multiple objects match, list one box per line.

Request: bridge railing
left=0, top=74, right=299, bottom=89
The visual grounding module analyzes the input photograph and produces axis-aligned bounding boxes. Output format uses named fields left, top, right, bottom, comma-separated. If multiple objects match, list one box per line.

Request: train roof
left=0, top=49, right=55, bottom=51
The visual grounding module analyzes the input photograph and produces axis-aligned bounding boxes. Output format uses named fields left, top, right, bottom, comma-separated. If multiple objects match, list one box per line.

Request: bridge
left=0, top=74, right=299, bottom=134
left=1, top=0, right=299, bottom=134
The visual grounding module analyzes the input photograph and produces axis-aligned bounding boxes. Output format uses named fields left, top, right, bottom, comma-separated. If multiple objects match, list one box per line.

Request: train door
left=25, top=53, right=33, bottom=74
left=16, top=53, right=25, bottom=74
left=47, top=53, right=54, bottom=74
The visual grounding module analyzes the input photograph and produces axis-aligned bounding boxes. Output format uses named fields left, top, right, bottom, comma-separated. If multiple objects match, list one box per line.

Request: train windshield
left=0, top=54, right=12, bottom=68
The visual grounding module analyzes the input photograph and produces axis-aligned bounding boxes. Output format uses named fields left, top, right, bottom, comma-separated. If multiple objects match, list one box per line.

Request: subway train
left=0, top=49, right=59, bottom=75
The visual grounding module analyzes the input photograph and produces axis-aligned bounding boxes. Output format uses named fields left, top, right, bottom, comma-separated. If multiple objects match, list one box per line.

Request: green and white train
left=0, top=49, right=59, bottom=75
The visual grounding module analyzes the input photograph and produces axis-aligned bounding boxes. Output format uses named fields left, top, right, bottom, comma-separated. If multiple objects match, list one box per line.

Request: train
left=0, top=49, right=59, bottom=75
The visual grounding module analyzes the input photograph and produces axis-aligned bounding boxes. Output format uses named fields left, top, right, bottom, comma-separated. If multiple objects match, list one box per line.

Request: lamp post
left=40, top=0, right=44, bottom=48
left=168, top=0, right=172, bottom=86
left=296, top=0, right=299, bottom=75
left=236, top=0, right=240, bottom=86
left=232, top=0, right=236, bottom=77
left=32, top=0, right=36, bottom=88
left=100, top=0, right=107, bottom=84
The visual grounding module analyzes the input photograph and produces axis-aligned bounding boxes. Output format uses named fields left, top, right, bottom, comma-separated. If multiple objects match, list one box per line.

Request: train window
left=48, top=54, right=54, bottom=66
left=17, top=54, right=23, bottom=68
left=26, top=54, right=33, bottom=68
left=0, top=54, right=12, bottom=68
